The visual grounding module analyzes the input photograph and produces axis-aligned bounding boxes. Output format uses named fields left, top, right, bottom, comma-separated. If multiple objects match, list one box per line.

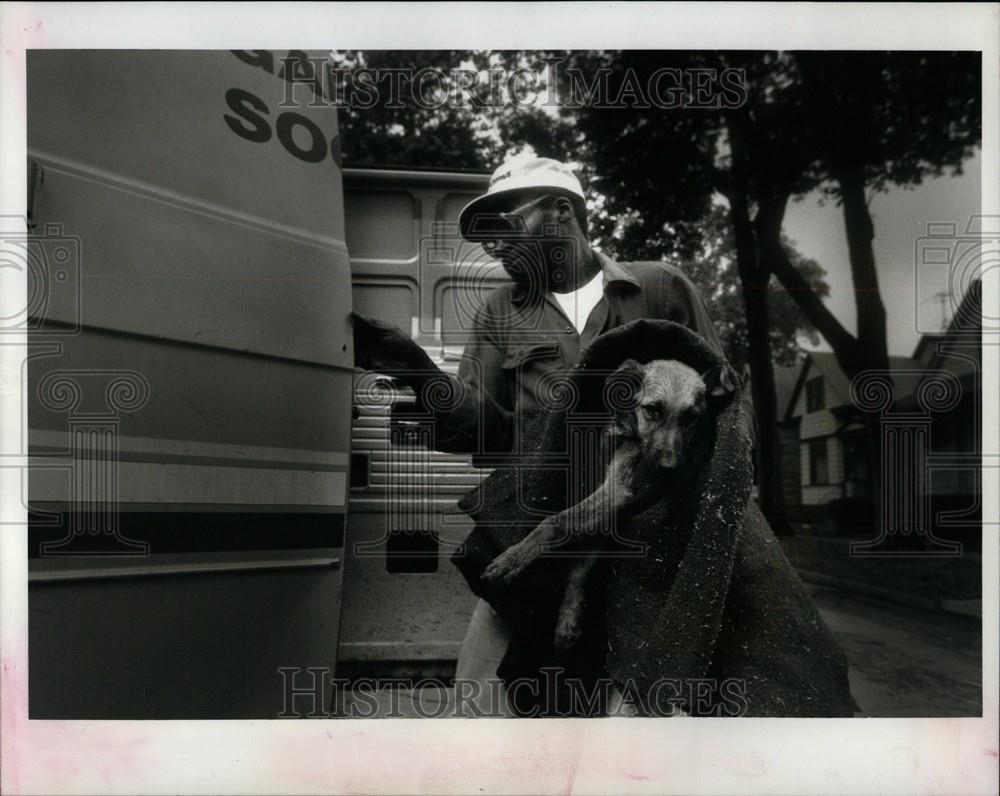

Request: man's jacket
left=427, top=252, right=726, bottom=465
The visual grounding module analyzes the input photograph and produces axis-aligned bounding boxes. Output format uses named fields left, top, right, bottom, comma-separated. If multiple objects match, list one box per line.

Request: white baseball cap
left=459, top=155, right=585, bottom=240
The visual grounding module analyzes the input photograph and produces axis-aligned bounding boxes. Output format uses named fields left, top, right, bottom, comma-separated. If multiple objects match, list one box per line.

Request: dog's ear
left=704, top=364, right=739, bottom=405
left=606, top=358, right=644, bottom=438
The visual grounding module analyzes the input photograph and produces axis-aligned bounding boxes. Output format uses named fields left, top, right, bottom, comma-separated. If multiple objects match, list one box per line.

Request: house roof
left=740, top=361, right=809, bottom=420
left=773, top=363, right=801, bottom=418
left=779, top=281, right=981, bottom=420
left=945, top=278, right=981, bottom=334
left=904, top=279, right=982, bottom=408
left=784, top=350, right=923, bottom=419
left=800, top=351, right=852, bottom=407
left=912, top=278, right=981, bottom=364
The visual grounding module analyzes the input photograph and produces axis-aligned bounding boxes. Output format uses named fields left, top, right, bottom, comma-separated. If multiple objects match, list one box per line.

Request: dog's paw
left=553, top=612, right=584, bottom=651
left=481, top=544, right=534, bottom=585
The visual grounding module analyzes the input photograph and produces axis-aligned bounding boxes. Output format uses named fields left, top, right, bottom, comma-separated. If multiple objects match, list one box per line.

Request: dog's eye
left=640, top=404, right=661, bottom=422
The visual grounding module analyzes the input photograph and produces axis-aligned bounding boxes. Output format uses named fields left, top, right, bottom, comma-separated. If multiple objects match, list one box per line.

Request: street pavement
left=808, top=583, right=982, bottom=717
left=337, top=584, right=983, bottom=718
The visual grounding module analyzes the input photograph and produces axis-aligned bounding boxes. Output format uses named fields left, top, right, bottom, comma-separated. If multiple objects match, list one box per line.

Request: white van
left=27, top=50, right=353, bottom=719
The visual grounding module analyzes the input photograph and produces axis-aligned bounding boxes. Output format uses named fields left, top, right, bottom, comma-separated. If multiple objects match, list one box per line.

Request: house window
left=809, top=438, right=829, bottom=485
left=842, top=433, right=868, bottom=482
left=806, top=377, right=825, bottom=412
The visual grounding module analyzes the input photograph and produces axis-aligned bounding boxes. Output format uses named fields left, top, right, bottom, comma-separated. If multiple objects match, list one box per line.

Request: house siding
left=788, top=382, right=806, bottom=419
left=800, top=436, right=844, bottom=506
left=799, top=410, right=838, bottom=440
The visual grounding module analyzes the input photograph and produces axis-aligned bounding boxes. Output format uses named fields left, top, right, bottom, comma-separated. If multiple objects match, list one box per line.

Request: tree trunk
left=836, top=166, right=915, bottom=551
left=724, top=107, right=792, bottom=535
left=795, top=53, right=903, bottom=549
left=726, top=187, right=792, bottom=535
left=765, top=233, right=865, bottom=378
left=838, top=167, right=889, bottom=375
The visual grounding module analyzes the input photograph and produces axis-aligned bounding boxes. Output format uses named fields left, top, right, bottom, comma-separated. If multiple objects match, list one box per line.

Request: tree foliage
left=332, top=49, right=830, bottom=367
left=331, top=50, right=490, bottom=169
left=795, top=51, right=982, bottom=197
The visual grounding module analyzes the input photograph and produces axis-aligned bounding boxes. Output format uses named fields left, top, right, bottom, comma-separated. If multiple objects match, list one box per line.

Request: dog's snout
left=650, top=426, right=684, bottom=471
left=657, top=443, right=682, bottom=470
left=657, top=452, right=679, bottom=471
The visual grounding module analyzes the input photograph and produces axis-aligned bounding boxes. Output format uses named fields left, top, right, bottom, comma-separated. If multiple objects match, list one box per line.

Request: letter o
left=276, top=112, right=327, bottom=163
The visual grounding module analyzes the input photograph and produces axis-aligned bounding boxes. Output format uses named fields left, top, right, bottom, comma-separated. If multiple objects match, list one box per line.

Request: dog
left=481, top=357, right=732, bottom=649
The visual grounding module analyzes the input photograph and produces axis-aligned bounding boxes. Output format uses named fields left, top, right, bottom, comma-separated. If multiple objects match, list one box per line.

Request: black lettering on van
left=276, top=112, right=327, bottom=163
left=231, top=50, right=275, bottom=74
left=224, top=88, right=272, bottom=143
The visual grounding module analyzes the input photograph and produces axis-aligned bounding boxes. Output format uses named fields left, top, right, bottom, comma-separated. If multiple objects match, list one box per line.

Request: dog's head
left=609, top=358, right=737, bottom=472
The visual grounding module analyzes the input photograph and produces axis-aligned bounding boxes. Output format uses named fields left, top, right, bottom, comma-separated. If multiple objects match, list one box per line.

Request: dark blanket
left=452, top=319, right=854, bottom=717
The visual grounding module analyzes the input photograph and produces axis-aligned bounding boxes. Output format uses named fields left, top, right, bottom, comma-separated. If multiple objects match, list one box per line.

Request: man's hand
left=351, top=312, right=438, bottom=380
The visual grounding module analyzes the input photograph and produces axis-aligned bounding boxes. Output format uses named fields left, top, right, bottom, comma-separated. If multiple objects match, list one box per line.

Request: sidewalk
left=780, top=534, right=982, bottom=618
left=809, top=584, right=982, bottom=717
left=796, top=567, right=983, bottom=618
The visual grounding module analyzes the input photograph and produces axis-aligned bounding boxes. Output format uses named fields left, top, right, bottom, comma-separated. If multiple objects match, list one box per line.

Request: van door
left=341, top=167, right=506, bottom=678
left=26, top=50, right=352, bottom=718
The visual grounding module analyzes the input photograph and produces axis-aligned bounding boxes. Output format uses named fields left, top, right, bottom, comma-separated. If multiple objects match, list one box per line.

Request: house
left=784, top=351, right=925, bottom=505
left=904, top=280, right=981, bottom=502
left=781, top=281, right=981, bottom=532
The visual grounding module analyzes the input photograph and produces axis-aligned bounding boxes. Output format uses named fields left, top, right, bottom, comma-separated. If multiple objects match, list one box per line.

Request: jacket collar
left=509, top=249, right=640, bottom=305
left=595, top=250, right=641, bottom=290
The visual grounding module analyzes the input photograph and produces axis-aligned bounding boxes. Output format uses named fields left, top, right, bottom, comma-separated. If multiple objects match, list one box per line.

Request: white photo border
left=1, top=2, right=997, bottom=794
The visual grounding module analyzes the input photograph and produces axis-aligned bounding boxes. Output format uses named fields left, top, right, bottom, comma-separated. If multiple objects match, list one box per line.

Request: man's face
left=478, top=191, right=568, bottom=289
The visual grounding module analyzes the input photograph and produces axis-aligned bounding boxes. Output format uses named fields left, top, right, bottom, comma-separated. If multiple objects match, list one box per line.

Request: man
left=353, top=155, right=725, bottom=716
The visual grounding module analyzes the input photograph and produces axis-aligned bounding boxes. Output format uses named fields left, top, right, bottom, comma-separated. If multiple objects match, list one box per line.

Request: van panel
left=29, top=162, right=350, bottom=365
left=27, top=50, right=346, bottom=242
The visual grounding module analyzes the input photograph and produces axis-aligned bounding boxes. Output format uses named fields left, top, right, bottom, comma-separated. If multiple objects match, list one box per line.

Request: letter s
left=224, top=88, right=271, bottom=143
left=718, top=678, right=748, bottom=717
left=719, top=68, right=749, bottom=109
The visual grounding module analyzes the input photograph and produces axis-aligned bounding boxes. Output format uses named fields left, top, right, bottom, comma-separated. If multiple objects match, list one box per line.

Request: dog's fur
left=481, top=358, right=730, bottom=649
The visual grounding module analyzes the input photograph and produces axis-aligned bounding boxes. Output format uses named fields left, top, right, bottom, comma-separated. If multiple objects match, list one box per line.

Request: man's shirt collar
left=509, top=249, right=640, bottom=305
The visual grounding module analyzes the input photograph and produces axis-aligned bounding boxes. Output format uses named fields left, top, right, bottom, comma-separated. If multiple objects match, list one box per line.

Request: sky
left=783, top=149, right=983, bottom=359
